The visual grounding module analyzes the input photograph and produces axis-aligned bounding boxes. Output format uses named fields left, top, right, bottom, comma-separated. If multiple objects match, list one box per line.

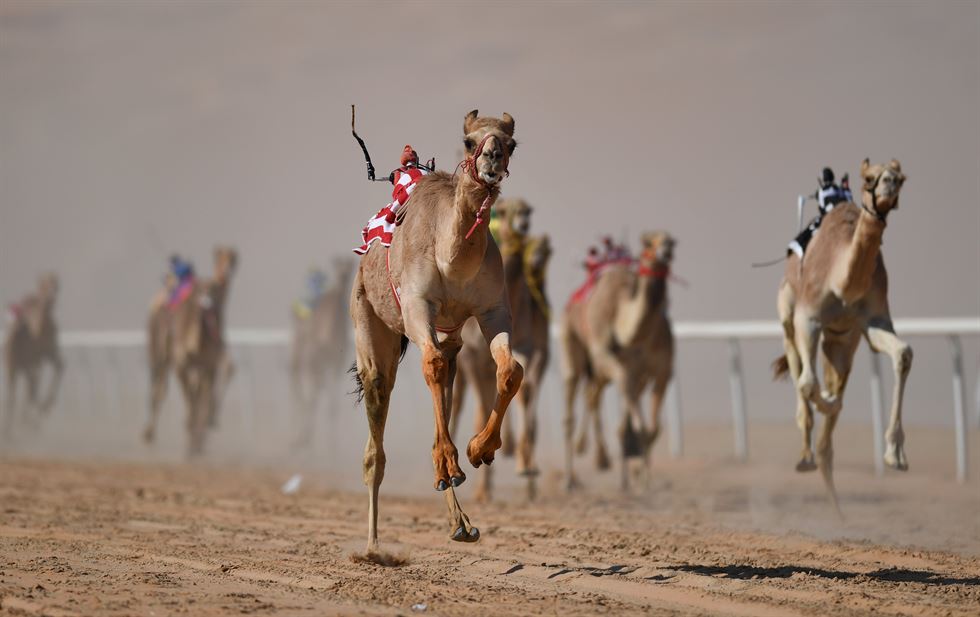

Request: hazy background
left=1, top=1, right=978, bottom=476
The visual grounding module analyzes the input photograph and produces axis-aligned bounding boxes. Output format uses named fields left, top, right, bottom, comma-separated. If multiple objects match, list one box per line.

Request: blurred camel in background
left=562, top=232, right=676, bottom=491
left=774, top=158, right=909, bottom=513
left=451, top=199, right=552, bottom=501
left=3, top=273, right=63, bottom=435
left=144, top=247, right=238, bottom=455
left=289, top=256, right=355, bottom=448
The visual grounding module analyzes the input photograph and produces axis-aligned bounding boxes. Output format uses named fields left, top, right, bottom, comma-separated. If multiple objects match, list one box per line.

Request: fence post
left=666, top=380, right=683, bottom=458
left=948, top=336, right=968, bottom=483
left=868, top=349, right=886, bottom=476
left=727, top=338, right=748, bottom=461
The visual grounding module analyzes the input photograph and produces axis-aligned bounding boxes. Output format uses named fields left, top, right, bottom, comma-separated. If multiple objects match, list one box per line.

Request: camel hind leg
left=866, top=321, right=912, bottom=471
left=816, top=330, right=860, bottom=517
left=351, top=294, right=404, bottom=554
left=778, top=283, right=815, bottom=471
left=560, top=324, right=587, bottom=490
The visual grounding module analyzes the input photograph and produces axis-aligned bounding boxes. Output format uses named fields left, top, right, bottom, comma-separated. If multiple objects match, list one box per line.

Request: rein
left=454, top=132, right=510, bottom=240
left=862, top=171, right=889, bottom=223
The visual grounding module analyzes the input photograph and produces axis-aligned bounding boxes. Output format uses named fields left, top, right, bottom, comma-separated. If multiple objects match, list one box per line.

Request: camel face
left=860, top=158, right=906, bottom=214
left=462, top=109, right=516, bottom=187
left=36, top=273, right=59, bottom=304
left=504, top=200, right=532, bottom=236
left=212, top=246, right=238, bottom=283
left=640, top=231, right=676, bottom=265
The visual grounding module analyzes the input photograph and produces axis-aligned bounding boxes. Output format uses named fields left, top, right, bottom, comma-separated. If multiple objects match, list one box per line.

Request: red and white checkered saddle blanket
left=353, top=166, right=429, bottom=255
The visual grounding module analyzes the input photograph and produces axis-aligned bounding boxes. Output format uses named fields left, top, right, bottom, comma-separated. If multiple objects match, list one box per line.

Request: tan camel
left=561, top=232, right=676, bottom=491
left=144, top=247, right=238, bottom=455
left=774, top=159, right=909, bottom=511
left=349, top=110, right=522, bottom=553
left=3, top=273, right=63, bottom=435
left=450, top=201, right=552, bottom=502
left=289, top=256, right=355, bottom=448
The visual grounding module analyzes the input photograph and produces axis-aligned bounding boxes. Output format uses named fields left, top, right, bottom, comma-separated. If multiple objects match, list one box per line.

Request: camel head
left=639, top=231, right=676, bottom=267
left=860, top=158, right=906, bottom=218
left=497, top=198, right=533, bottom=237
left=212, top=246, right=239, bottom=284
left=462, top=110, right=516, bottom=187
left=36, top=272, right=59, bottom=305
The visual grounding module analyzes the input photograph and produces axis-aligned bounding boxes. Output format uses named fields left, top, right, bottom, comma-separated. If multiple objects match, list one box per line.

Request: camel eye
left=507, top=140, right=517, bottom=156
left=463, top=137, right=475, bottom=152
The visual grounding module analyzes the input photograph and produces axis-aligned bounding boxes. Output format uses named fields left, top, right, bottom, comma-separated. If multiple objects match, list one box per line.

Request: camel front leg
left=144, top=359, right=169, bottom=443
left=401, top=299, right=466, bottom=491
left=39, top=352, right=63, bottom=414
left=468, top=305, right=524, bottom=469
left=866, top=323, right=912, bottom=471
left=3, top=367, right=16, bottom=437
left=793, top=313, right=840, bottom=416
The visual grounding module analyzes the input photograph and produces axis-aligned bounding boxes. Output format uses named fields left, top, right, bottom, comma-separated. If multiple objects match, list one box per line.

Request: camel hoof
left=466, top=437, right=499, bottom=468
left=436, top=479, right=449, bottom=492
left=595, top=450, right=611, bottom=471
left=884, top=447, right=908, bottom=471
left=142, top=427, right=155, bottom=444
left=518, top=466, right=540, bottom=478
left=451, top=526, right=480, bottom=543
left=451, top=474, right=466, bottom=487
left=565, top=475, right=582, bottom=493
left=795, top=458, right=817, bottom=473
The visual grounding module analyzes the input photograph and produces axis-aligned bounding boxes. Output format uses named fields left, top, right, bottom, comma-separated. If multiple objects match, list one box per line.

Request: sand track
left=1, top=457, right=978, bottom=616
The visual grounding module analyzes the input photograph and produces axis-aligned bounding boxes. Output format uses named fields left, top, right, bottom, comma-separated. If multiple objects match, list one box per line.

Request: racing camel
left=774, top=158, right=909, bottom=512
left=3, top=273, right=63, bottom=435
left=562, top=232, right=676, bottom=491
left=451, top=200, right=552, bottom=502
left=289, top=256, right=355, bottom=448
left=144, top=247, right=238, bottom=455
left=350, top=110, right=521, bottom=554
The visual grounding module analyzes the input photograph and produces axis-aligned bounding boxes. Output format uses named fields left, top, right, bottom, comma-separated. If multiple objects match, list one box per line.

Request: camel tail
left=771, top=355, right=790, bottom=381
left=348, top=336, right=409, bottom=405
left=347, top=362, right=364, bottom=404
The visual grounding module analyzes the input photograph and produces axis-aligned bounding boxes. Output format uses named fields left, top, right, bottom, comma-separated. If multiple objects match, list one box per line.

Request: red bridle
left=456, top=132, right=510, bottom=239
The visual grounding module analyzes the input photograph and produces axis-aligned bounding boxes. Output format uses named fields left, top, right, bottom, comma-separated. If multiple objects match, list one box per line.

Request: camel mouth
left=480, top=171, right=501, bottom=185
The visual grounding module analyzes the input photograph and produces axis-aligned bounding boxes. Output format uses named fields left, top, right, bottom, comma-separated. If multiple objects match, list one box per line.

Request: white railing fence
left=39, top=317, right=980, bottom=483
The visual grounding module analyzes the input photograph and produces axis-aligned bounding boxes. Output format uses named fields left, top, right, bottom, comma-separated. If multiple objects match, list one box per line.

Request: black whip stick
left=351, top=105, right=393, bottom=183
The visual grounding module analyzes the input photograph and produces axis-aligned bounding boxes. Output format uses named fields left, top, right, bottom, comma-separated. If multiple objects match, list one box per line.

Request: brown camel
left=561, top=232, right=676, bottom=491
left=289, top=256, right=355, bottom=448
left=450, top=201, right=552, bottom=502
left=349, top=110, right=522, bottom=553
left=144, top=247, right=238, bottom=455
left=3, top=273, right=63, bottom=435
left=774, top=159, right=909, bottom=512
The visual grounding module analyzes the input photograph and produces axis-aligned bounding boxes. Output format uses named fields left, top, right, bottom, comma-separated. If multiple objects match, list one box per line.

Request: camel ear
left=860, top=158, right=870, bottom=175
left=464, top=109, right=479, bottom=134
left=501, top=112, right=515, bottom=136
left=888, top=159, right=902, bottom=173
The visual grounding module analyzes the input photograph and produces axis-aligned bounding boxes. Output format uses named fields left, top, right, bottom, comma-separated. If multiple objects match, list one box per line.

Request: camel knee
left=421, top=348, right=448, bottom=386
left=895, top=344, right=913, bottom=376
left=497, top=359, right=523, bottom=398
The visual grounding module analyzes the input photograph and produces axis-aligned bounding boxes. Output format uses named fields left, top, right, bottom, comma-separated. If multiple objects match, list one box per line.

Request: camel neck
left=837, top=208, right=886, bottom=304
left=437, top=177, right=498, bottom=282
left=614, top=265, right=668, bottom=347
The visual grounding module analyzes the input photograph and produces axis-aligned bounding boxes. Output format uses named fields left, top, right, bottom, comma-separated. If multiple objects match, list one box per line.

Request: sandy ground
left=2, top=433, right=978, bottom=616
